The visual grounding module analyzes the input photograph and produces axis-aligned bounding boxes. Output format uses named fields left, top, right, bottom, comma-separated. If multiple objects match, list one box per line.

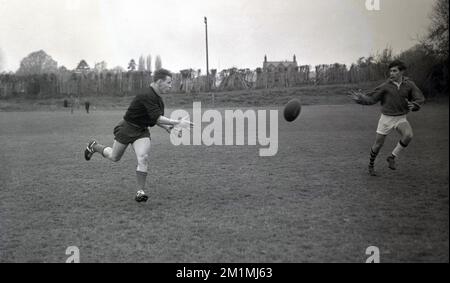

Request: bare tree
left=94, top=61, right=108, bottom=72
left=357, top=57, right=367, bottom=67
left=58, top=66, right=68, bottom=73
left=155, top=55, right=162, bottom=71
left=364, top=56, right=375, bottom=66
left=17, top=50, right=58, bottom=75
left=138, top=55, right=146, bottom=71
left=146, top=54, right=152, bottom=73
left=374, top=47, right=394, bottom=79
left=426, top=0, right=449, bottom=59
left=376, top=47, right=393, bottom=65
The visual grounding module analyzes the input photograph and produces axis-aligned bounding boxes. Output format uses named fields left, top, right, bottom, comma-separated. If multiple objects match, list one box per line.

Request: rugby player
left=349, top=60, right=425, bottom=176
left=84, top=68, right=193, bottom=202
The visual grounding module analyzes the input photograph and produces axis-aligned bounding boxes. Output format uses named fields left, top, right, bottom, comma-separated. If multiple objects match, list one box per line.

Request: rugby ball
left=283, top=99, right=302, bottom=122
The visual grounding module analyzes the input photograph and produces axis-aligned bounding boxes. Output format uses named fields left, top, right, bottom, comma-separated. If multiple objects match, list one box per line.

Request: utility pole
left=204, top=16, right=210, bottom=91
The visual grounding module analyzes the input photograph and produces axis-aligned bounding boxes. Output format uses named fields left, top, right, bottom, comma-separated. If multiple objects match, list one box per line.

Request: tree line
left=0, top=0, right=448, bottom=98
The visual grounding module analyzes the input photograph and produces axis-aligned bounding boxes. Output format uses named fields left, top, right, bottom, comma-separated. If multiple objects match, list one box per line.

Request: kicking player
left=84, top=68, right=193, bottom=202
left=349, top=60, right=425, bottom=176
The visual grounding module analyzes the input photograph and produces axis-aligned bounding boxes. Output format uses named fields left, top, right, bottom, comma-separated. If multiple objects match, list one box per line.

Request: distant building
left=263, top=55, right=298, bottom=72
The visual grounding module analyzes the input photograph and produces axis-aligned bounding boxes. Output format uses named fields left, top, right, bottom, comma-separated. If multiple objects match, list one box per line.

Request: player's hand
left=406, top=99, right=420, bottom=111
left=172, top=127, right=183, bottom=138
left=178, top=117, right=194, bottom=129
left=348, top=89, right=364, bottom=103
left=165, top=125, right=174, bottom=134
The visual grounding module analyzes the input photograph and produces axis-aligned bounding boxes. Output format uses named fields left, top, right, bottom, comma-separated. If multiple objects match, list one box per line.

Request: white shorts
left=376, top=114, right=409, bottom=135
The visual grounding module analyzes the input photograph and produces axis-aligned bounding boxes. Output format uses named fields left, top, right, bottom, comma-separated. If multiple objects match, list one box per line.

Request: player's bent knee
left=110, top=155, right=122, bottom=162
left=402, top=132, right=413, bottom=143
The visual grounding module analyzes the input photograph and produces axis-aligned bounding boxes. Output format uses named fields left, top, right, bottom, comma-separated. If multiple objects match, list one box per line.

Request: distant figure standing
left=70, top=95, right=75, bottom=114
left=85, top=101, right=90, bottom=113
left=75, top=97, right=80, bottom=110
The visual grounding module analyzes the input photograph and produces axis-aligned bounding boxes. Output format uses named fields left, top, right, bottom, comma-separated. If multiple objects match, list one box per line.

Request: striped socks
left=369, top=148, right=379, bottom=167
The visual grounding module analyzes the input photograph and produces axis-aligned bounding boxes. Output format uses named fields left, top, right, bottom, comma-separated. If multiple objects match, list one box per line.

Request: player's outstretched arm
left=348, top=89, right=381, bottom=106
left=157, top=116, right=194, bottom=128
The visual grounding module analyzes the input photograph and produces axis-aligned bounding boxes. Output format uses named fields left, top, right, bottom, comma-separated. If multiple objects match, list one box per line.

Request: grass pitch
left=0, top=102, right=448, bottom=262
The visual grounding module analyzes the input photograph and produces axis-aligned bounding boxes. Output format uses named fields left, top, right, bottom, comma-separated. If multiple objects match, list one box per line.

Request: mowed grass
left=0, top=102, right=448, bottom=262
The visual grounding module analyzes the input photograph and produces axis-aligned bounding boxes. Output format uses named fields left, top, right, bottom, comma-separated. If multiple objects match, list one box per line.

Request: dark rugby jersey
left=358, top=77, right=425, bottom=116
left=123, top=87, right=164, bottom=128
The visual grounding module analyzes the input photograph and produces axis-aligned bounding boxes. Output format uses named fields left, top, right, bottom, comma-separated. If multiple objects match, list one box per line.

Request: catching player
left=84, top=68, right=193, bottom=202
left=349, top=60, right=425, bottom=176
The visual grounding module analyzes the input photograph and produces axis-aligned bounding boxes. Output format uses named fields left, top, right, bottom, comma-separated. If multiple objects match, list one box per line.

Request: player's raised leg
left=85, top=139, right=128, bottom=162
left=132, top=137, right=151, bottom=202
left=368, top=134, right=386, bottom=176
left=387, top=121, right=413, bottom=170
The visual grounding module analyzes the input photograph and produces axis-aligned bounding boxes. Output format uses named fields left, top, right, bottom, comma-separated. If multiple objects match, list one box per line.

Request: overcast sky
left=0, top=0, right=436, bottom=72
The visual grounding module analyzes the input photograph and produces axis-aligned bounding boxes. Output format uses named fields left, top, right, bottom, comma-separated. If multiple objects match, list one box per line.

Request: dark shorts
left=113, top=120, right=150, bottom=145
